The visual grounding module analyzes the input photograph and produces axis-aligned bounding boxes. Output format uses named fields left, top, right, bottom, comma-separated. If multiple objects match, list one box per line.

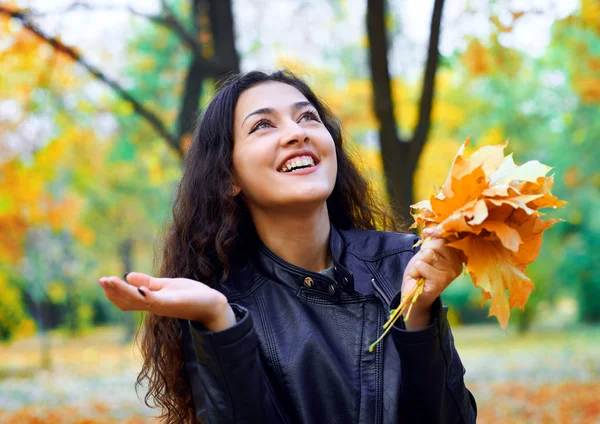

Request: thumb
left=124, top=272, right=165, bottom=291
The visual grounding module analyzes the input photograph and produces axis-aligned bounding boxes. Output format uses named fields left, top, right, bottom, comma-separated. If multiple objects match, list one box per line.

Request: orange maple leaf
left=410, top=137, right=566, bottom=329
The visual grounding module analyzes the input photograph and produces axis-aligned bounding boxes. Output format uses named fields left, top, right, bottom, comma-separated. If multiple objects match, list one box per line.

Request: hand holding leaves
left=400, top=233, right=463, bottom=327
left=371, top=137, right=565, bottom=351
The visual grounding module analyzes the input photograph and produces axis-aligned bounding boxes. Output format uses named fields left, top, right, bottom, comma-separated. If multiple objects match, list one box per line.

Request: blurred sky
left=10, top=0, right=579, bottom=81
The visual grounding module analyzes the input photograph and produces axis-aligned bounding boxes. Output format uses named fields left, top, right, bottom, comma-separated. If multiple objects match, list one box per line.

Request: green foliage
left=0, top=270, right=34, bottom=341
left=438, top=6, right=600, bottom=326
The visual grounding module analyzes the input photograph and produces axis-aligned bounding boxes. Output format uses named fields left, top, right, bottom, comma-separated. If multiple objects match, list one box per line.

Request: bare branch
left=0, top=5, right=183, bottom=156
left=27, top=1, right=205, bottom=61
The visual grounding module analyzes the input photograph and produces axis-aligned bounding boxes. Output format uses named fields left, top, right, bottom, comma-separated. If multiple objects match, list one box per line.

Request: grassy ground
left=455, top=324, right=600, bottom=423
left=0, top=324, right=598, bottom=423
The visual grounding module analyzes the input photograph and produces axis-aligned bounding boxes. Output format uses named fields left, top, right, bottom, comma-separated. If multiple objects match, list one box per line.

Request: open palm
left=98, top=272, right=233, bottom=329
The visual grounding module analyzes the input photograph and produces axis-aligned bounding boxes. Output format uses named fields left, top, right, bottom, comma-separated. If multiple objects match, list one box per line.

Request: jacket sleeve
left=390, top=297, right=477, bottom=424
left=180, top=304, right=289, bottom=424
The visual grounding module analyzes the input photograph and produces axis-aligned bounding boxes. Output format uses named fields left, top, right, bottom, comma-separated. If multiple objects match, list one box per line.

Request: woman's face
left=232, top=82, right=337, bottom=211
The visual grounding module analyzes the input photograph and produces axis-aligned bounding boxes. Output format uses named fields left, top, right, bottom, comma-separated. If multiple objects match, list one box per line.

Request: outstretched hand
left=98, top=272, right=236, bottom=331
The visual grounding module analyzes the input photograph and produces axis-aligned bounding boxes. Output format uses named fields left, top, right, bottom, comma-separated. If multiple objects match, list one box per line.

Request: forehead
left=235, top=81, right=309, bottom=119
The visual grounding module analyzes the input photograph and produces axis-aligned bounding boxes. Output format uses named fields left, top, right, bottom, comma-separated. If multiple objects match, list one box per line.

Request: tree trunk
left=37, top=301, right=52, bottom=370
left=175, top=0, right=207, bottom=145
left=383, top=146, right=418, bottom=227
left=367, top=0, right=445, bottom=223
left=176, top=0, right=240, bottom=149
left=516, top=307, right=533, bottom=334
left=207, top=0, right=240, bottom=78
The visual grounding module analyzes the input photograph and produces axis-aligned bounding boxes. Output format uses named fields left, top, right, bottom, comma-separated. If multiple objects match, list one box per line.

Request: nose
left=280, top=119, right=308, bottom=147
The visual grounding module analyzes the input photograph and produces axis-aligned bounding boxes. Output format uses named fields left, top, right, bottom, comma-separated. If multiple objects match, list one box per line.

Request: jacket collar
left=251, top=225, right=355, bottom=299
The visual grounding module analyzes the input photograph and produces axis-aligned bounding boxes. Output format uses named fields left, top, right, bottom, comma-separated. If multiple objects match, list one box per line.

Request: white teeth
left=279, top=155, right=316, bottom=172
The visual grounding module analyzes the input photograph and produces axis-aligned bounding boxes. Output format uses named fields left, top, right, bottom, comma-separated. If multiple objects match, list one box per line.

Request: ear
left=231, top=174, right=241, bottom=196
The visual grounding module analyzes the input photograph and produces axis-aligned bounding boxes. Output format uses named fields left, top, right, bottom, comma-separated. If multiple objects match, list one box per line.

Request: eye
left=299, top=110, right=321, bottom=123
left=250, top=119, right=273, bottom=133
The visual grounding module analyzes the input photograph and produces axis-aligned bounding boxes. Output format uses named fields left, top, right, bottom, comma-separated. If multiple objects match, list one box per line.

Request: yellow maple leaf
left=410, top=137, right=566, bottom=329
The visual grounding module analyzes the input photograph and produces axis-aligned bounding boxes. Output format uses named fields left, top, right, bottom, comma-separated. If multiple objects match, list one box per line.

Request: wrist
left=204, top=295, right=236, bottom=332
left=401, top=305, right=432, bottom=331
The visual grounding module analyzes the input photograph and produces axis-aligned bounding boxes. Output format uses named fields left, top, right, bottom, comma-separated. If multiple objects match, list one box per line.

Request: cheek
left=232, top=144, right=272, bottom=189
left=324, top=137, right=338, bottom=176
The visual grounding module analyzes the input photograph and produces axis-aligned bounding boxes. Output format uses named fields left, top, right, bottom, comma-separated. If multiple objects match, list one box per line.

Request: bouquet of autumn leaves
left=377, top=138, right=566, bottom=344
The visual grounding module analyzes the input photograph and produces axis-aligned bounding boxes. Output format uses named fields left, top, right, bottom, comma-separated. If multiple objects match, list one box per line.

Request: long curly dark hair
left=136, top=70, right=400, bottom=423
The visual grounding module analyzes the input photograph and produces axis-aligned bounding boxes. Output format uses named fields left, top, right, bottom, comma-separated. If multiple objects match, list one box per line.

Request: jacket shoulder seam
left=348, top=247, right=415, bottom=262
left=226, top=275, right=268, bottom=301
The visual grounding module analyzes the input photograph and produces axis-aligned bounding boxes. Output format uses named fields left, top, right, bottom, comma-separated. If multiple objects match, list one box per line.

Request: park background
left=0, top=0, right=598, bottom=422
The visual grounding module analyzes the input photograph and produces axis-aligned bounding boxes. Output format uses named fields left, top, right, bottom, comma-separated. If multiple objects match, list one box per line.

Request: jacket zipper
left=370, top=277, right=391, bottom=307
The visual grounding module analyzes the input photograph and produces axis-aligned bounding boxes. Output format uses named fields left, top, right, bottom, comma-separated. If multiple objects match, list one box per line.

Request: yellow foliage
left=414, top=138, right=463, bottom=202
left=77, top=304, right=94, bottom=325
left=350, top=142, right=387, bottom=202
left=77, top=99, right=95, bottom=114
left=73, top=224, right=95, bottom=246
left=478, top=127, right=505, bottom=147
left=47, top=281, right=68, bottom=303
left=334, top=79, right=378, bottom=131
left=462, top=39, right=492, bottom=77
left=0, top=127, right=96, bottom=263
left=432, top=101, right=466, bottom=132
left=13, top=317, right=36, bottom=339
left=114, top=100, right=134, bottom=116
left=581, top=0, right=600, bottom=34
left=0, top=14, right=79, bottom=96
left=148, top=159, right=163, bottom=185
left=0, top=162, right=41, bottom=262
left=391, top=78, right=418, bottom=132
left=575, top=77, right=600, bottom=103
left=0, top=272, right=34, bottom=340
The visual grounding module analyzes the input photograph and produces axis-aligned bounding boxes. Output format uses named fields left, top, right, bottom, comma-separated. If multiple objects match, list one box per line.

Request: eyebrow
left=241, top=101, right=314, bottom=126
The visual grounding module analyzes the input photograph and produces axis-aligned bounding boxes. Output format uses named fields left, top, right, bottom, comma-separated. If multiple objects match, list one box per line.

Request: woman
left=99, top=70, right=477, bottom=424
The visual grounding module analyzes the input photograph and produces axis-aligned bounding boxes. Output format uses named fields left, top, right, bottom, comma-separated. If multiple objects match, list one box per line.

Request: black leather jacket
left=181, top=227, right=477, bottom=423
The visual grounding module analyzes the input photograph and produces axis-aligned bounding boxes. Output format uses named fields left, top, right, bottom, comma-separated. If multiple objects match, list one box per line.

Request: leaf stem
left=369, top=277, right=426, bottom=352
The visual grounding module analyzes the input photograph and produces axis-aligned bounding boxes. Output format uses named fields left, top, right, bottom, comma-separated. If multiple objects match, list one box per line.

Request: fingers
left=422, top=226, right=459, bottom=243
left=415, top=236, right=463, bottom=279
left=124, top=272, right=172, bottom=291
left=99, top=275, right=156, bottom=312
left=408, top=258, right=448, bottom=287
left=421, top=235, right=462, bottom=264
left=420, top=238, right=451, bottom=263
left=422, top=225, right=442, bottom=238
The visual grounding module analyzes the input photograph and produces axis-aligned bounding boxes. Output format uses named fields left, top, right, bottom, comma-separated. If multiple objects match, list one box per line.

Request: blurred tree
left=366, top=0, right=444, bottom=222
left=543, top=4, right=600, bottom=323
left=0, top=0, right=241, bottom=341
left=0, top=0, right=240, bottom=156
left=0, top=14, right=98, bottom=346
left=430, top=1, right=599, bottom=330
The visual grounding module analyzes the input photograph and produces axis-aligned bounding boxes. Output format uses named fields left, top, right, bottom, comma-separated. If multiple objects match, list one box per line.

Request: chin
left=286, top=190, right=332, bottom=206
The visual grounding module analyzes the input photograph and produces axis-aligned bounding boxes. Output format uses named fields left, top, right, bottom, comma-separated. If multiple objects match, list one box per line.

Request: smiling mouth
left=278, top=155, right=318, bottom=173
